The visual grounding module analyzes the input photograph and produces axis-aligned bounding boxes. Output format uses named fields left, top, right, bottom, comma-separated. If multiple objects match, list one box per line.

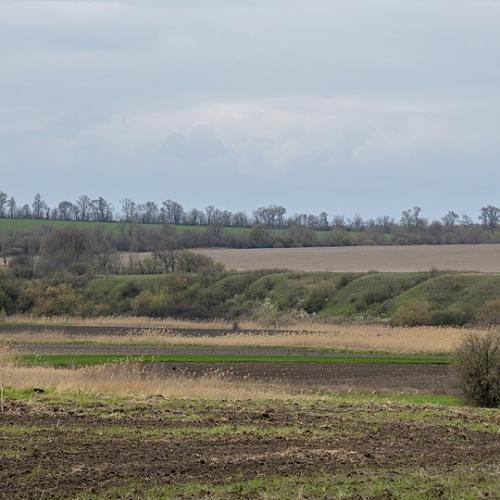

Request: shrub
left=130, top=290, right=170, bottom=317
left=456, top=332, right=500, bottom=407
left=302, top=284, right=336, bottom=314
left=391, top=299, right=433, bottom=326
left=476, top=299, right=500, bottom=325
left=32, top=284, right=87, bottom=317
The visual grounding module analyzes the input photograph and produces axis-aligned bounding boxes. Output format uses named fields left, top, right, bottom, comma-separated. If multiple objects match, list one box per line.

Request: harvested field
left=0, top=395, right=499, bottom=499
left=196, top=243, right=500, bottom=272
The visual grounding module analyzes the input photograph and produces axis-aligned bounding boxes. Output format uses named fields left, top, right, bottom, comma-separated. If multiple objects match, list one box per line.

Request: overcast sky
left=1, top=0, right=500, bottom=219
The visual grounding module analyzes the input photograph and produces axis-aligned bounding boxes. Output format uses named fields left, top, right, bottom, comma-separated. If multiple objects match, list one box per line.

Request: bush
left=32, top=284, right=88, bottom=317
left=456, top=332, right=500, bottom=407
left=476, top=299, right=500, bottom=325
left=391, top=299, right=433, bottom=326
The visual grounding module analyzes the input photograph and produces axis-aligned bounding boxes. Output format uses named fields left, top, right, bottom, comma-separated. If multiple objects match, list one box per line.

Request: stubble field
left=197, top=244, right=500, bottom=272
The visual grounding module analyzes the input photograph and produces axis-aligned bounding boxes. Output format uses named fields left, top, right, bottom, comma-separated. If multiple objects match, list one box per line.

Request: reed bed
left=0, top=349, right=305, bottom=400
left=1, top=325, right=493, bottom=353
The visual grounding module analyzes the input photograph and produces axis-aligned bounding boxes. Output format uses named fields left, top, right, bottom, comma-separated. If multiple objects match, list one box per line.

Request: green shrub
left=391, top=299, right=433, bottom=326
left=130, top=290, right=170, bottom=317
left=456, top=332, right=500, bottom=407
left=476, top=299, right=500, bottom=325
left=32, top=284, right=87, bottom=317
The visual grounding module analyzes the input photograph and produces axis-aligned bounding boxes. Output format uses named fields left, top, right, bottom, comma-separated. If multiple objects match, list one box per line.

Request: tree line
left=2, top=191, right=500, bottom=233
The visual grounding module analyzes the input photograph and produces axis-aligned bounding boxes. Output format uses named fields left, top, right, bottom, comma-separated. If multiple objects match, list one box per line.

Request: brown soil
left=0, top=398, right=498, bottom=499
left=144, top=361, right=453, bottom=393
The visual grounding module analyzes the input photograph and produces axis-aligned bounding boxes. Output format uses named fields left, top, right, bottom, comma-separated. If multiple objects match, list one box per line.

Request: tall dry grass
left=1, top=325, right=494, bottom=353
left=0, top=347, right=303, bottom=400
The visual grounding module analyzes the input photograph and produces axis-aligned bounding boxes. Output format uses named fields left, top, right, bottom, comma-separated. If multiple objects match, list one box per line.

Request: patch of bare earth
left=0, top=398, right=499, bottom=498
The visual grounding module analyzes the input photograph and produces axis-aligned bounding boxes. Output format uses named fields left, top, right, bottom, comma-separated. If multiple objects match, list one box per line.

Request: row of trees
left=2, top=191, right=500, bottom=232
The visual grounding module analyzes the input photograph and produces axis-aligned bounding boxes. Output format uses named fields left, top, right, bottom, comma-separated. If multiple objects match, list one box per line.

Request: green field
left=0, top=217, right=293, bottom=238
left=20, top=352, right=452, bottom=367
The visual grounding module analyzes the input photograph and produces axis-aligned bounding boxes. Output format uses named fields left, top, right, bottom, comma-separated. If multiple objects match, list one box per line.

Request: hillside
left=77, top=271, right=500, bottom=325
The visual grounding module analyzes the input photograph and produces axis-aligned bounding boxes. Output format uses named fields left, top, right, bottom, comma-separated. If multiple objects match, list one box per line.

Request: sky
left=1, top=0, right=500, bottom=220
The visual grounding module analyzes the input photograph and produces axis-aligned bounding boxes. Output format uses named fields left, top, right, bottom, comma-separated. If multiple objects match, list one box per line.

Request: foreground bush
left=456, top=332, right=500, bottom=407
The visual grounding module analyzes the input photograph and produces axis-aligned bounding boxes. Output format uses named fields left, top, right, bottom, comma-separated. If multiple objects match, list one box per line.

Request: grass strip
left=20, top=352, right=452, bottom=367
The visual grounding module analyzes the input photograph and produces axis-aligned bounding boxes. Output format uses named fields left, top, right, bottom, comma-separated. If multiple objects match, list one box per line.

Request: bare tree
left=58, top=201, right=75, bottom=220
left=77, top=195, right=92, bottom=221
left=7, top=197, right=16, bottom=219
left=153, top=225, right=178, bottom=272
left=92, top=197, right=113, bottom=222
left=162, top=200, right=184, bottom=225
left=442, top=211, right=459, bottom=228
left=32, top=193, right=47, bottom=219
left=0, top=191, right=7, bottom=218
left=120, top=198, right=137, bottom=222
left=479, top=206, right=500, bottom=230
left=318, top=212, right=329, bottom=230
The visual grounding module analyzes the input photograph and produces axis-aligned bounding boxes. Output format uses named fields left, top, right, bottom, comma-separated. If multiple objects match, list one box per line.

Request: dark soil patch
left=0, top=399, right=499, bottom=499
left=145, top=361, right=453, bottom=393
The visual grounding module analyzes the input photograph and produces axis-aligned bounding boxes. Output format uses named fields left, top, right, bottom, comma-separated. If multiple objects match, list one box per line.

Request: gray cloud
left=1, top=0, right=500, bottom=218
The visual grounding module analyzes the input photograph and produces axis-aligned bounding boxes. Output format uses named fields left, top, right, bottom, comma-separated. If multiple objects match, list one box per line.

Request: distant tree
left=77, top=195, right=92, bottom=221
left=0, top=191, right=7, bottom=218
left=120, top=198, right=137, bottom=222
left=153, top=224, right=178, bottom=273
left=186, top=208, right=205, bottom=225
left=141, top=201, right=159, bottom=224
left=318, top=212, right=329, bottom=230
left=232, top=211, right=249, bottom=227
left=479, top=206, right=500, bottom=230
left=20, top=204, right=31, bottom=219
left=91, top=197, right=113, bottom=222
left=460, top=214, right=474, bottom=226
left=32, top=193, right=47, bottom=220
left=205, top=205, right=215, bottom=225
left=442, top=211, right=459, bottom=228
left=58, top=201, right=75, bottom=221
left=7, top=197, right=16, bottom=219
left=331, top=215, right=346, bottom=229
left=162, top=200, right=184, bottom=225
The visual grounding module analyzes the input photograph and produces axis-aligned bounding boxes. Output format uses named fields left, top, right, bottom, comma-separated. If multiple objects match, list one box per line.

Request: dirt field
left=143, top=361, right=452, bottom=393
left=8, top=341, right=454, bottom=394
left=196, top=244, right=500, bottom=272
left=1, top=396, right=499, bottom=498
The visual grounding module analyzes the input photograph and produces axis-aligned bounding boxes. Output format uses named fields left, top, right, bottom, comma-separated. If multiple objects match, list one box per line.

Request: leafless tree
left=0, top=191, right=7, bottom=218
left=77, top=195, right=92, bottom=221
left=153, top=224, right=178, bottom=273
left=120, top=198, right=137, bottom=222
left=7, top=197, right=16, bottom=219
left=479, top=206, right=500, bottom=230
left=32, top=193, right=47, bottom=219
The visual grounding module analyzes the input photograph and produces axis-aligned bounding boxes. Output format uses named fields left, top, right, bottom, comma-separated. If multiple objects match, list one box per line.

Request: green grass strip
left=20, top=353, right=452, bottom=367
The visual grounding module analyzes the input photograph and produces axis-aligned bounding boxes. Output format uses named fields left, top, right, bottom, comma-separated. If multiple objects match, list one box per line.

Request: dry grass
left=0, top=348, right=304, bottom=400
left=2, top=314, right=263, bottom=330
left=1, top=325, right=495, bottom=353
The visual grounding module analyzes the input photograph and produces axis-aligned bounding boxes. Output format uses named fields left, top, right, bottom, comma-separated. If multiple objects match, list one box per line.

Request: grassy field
left=0, top=217, right=291, bottom=238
